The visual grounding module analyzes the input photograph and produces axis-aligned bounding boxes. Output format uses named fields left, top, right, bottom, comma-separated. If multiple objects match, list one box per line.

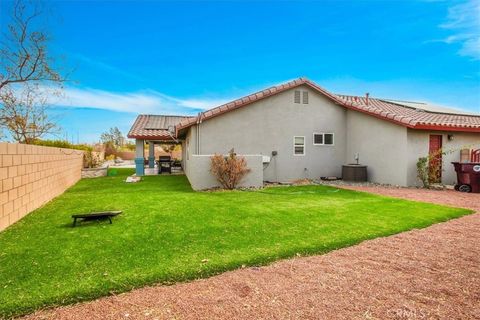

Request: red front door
left=429, top=135, right=443, bottom=183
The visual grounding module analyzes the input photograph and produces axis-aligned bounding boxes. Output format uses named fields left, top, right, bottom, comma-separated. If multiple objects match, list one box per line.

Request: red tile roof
left=336, top=95, right=480, bottom=131
left=176, top=78, right=480, bottom=135
left=128, top=115, right=194, bottom=140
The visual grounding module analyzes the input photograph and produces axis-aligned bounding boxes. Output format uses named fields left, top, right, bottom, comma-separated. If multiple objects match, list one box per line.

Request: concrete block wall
left=0, top=143, right=84, bottom=232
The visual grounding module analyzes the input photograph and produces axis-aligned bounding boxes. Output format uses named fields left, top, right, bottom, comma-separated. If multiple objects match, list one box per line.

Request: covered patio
left=127, top=115, right=192, bottom=176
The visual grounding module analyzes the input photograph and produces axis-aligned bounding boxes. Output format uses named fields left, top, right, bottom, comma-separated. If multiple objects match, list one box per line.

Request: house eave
left=411, top=124, right=480, bottom=133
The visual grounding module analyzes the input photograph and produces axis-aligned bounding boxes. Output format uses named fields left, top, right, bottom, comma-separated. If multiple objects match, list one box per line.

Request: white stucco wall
left=346, top=110, right=409, bottom=186
left=178, top=85, right=479, bottom=188
left=185, top=85, right=347, bottom=182
left=407, top=130, right=480, bottom=186
left=185, top=154, right=263, bottom=190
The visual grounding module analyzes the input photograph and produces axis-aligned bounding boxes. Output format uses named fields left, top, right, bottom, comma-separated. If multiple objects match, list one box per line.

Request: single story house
left=128, top=78, right=480, bottom=190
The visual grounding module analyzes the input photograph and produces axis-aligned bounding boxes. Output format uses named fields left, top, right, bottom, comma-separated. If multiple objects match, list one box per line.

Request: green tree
left=100, top=127, right=124, bottom=148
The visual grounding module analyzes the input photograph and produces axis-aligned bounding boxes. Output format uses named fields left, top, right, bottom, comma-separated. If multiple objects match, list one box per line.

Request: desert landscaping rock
left=81, top=166, right=109, bottom=178
left=22, top=188, right=480, bottom=320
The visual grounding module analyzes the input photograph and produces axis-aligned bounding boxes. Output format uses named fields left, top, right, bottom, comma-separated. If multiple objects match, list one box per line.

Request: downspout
left=196, top=112, right=203, bottom=154
left=166, top=125, right=180, bottom=144
left=196, top=114, right=199, bottom=154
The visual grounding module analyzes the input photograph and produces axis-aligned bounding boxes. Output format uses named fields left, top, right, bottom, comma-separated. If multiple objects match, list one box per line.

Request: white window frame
left=313, top=133, right=334, bottom=146
left=293, top=136, right=306, bottom=156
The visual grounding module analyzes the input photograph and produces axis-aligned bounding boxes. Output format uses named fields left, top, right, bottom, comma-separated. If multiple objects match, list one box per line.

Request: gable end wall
left=188, top=85, right=348, bottom=182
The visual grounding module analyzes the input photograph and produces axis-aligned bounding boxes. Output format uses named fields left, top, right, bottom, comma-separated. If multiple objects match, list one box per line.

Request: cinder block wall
left=0, top=143, right=84, bottom=232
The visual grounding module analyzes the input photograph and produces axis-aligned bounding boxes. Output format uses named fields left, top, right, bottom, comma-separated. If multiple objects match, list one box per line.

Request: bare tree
left=0, top=0, right=66, bottom=142
left=0, top=84, right=59, bottom=143
left=0, top=0, right=64, bottom=89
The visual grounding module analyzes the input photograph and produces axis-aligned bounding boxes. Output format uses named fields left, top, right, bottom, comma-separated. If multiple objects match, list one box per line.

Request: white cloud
left=49, top=86, right=231, bottom=115
left=440, top=0, right=480, bottom=59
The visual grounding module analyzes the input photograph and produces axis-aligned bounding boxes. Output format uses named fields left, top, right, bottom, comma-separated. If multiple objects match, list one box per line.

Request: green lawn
left=0, top=169, right=472, bottom=318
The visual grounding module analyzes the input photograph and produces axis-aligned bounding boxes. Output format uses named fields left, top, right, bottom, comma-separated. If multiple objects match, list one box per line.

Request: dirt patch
left=22, top=189, right=480, bottom=320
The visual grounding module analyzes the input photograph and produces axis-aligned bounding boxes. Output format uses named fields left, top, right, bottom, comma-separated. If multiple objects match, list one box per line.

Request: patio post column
left=135, top=139, right=145, bottom=176
left=148, top=141, right=155, bottom=168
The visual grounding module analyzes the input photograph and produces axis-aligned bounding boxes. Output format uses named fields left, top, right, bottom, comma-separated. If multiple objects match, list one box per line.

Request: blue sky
left=1, top=0, right=479, bottom=142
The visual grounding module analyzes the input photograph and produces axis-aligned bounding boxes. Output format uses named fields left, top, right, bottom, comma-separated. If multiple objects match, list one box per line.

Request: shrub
left=416, top=148, right=444, bottom=188
left=428, top=149, right=443, bottom=183
left=210, top=150, right=250, bottom=190
left=104, top=141, right=117, bottom=157
left=122, top=142, right=136, bottom=152
left=83, top=149, right=101, bottom=168
left=416, top=156, right=429, bottom=188
left=31, top=139, right=91, bottom=151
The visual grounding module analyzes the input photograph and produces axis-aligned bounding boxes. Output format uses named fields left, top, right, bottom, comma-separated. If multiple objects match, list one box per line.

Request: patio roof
left=128, top=115, right=194, bottom=141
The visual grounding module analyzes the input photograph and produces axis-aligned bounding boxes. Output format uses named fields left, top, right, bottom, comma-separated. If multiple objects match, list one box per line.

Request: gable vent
left=302, top=91, right=309, bottom=104
left=294, top=90, right=301, bottom=103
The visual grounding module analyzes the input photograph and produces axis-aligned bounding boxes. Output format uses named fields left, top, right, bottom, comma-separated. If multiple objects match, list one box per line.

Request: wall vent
left=294, top=90, right=301, bottom=103
left=302, top=91, right=309, bottom=104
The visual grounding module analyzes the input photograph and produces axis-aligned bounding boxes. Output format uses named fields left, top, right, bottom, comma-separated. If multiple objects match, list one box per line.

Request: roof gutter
left=413, top=124, right=480, bottom=133
left=126, top=135, right=178, bottom=141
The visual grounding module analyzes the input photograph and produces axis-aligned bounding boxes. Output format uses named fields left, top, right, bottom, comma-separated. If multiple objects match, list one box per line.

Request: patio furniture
left=159, top=156, right=172, bottom=174
left=72, top=211, right=122, bottom=227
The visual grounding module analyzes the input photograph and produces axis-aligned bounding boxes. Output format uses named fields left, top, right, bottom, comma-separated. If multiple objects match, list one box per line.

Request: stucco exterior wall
left=187, top=85, right=347, bottom=182
left=182, top=128, right=195, bottom=178
left=0, top=143, right=83, bottom=232
left=185, top=154, right=263, bottom=190
left=178, top=86, right=478, bottom=188
left=407, top=130, right=480, bottom=186
left=346, top=111, right=409, bottom=186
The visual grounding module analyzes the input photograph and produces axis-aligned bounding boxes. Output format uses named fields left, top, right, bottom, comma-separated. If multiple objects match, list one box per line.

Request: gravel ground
left=340, top=185, right=480, bottom=212
left=22, top=188, right=480, bottom=320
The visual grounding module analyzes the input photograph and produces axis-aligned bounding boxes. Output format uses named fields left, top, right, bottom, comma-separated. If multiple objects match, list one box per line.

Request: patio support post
left=135, top=139, right=145, bottom=176
left=148, top=141, right=155, bottom=168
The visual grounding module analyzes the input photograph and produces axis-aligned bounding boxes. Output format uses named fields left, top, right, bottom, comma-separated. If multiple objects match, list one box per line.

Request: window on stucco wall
left=294, top=136, right=305, bottom=155
left=313, top=133, right=334, bottom=146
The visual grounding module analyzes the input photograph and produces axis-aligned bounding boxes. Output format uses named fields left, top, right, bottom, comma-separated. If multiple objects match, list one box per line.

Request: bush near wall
left=31, top=139, right=92, bottom=151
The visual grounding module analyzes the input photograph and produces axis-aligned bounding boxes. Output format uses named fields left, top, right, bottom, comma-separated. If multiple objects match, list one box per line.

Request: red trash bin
left=452, top=162, right=480, bottom=193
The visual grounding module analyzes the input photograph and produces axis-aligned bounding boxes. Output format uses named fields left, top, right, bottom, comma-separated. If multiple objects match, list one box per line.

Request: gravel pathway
left=339, top=185, right=480, bottom=212
left=23, top=188, right=480, bottom=320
